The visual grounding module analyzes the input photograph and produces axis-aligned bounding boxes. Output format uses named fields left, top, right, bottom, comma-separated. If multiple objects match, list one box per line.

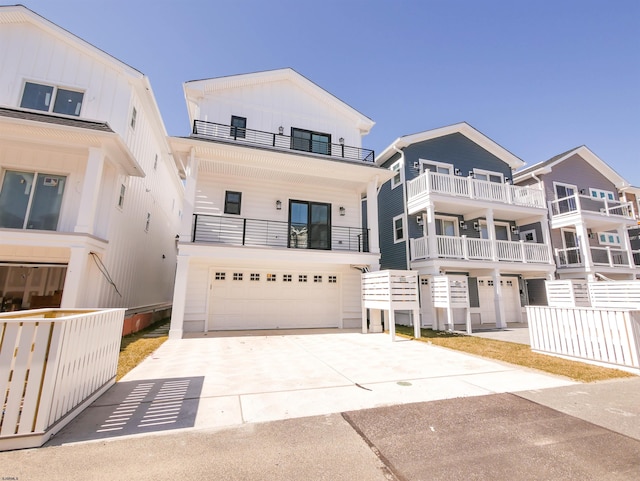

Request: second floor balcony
left=410, top=235, right=552, bottom=264
left=556, top=246, right=637, bottom=269
left=192, top=120, right=375, bottom=163
left=549, top=194, right=635, bottom=229
left=406, top=171, right=546, bottom=214
left=191, top=214, right=369, bottom=253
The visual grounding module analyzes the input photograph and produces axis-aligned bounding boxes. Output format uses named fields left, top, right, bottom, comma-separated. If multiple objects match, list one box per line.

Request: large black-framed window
left=291, top=128, right=331, bottom=155
left=289, top=200, right=331, bottom=250
left=224, top=191, right=242, bottom=215
left=230, top=115, right=246, bottom=139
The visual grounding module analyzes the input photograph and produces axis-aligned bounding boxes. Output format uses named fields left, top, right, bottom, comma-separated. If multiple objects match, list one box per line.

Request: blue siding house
left=377, top=123, right=555, bottom=328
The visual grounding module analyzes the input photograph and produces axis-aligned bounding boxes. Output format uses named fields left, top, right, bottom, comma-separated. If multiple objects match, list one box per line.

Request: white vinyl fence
left=527, top=306, right=640, bottom=374
left=0, top=308, right=125, bottom=451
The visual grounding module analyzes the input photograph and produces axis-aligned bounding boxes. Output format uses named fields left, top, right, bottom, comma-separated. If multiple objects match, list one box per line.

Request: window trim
left=288, top=200, right=331, bottom=250
left=520, top=229, right=537, bottom=243
left=435, top=215, right=459, bottom=237
left=589, top=188, right=615, bottom=201
left=291, top=127, right=331, bottom=155
left=553, top=181, right=578, bottom=200
left=473, top=168, right=504, bottom=183
left=597, top=232, right=621, bottom=246
left=420, top=159, right=453, bottom=175
left=117, top=183, right=126, bottom=210
left=393, top=214, right=405, bottom=243
left=130, top=107, right=137, bottom=130
left=230, top=115, right=247, bottom=139
left=224, top=191, right=242, bottom=215
left=391, top=160, right=403, bottom=189
left=20, top=80, right=84, bottom=117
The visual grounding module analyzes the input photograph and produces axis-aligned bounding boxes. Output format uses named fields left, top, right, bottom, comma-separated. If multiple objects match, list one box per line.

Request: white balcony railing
left=410, top=235, right=551, bottom=264
left=555, top=246, right=633, bottom=268
left=549, top=194, right=634, bottom=220
left=406, top=171, right=546, bottom=209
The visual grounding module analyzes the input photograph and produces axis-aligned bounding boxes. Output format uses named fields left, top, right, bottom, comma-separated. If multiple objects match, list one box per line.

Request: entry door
left=289, top=201, right=331, bottom=250
left=562, top=229, right=581, bottom=264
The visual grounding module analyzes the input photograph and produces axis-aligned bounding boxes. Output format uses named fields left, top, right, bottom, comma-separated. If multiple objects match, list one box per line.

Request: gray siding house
left=377, top=123, right=555, bottom=328
left=514, top=146, right=640, bottom=282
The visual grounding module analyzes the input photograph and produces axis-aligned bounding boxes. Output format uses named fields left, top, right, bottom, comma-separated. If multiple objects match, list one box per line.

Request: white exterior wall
left=196, top=79, right=364, bottom=149
left=0, top=12, right=184, bottom=311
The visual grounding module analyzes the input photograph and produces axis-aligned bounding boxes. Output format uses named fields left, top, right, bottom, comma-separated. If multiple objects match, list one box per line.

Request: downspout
left=392, top=145, right=411, bottom=272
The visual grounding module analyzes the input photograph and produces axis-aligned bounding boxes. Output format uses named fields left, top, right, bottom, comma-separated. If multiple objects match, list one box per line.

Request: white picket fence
left=527, top=306, right=640, bottom=374
left=0, top=308, right=125, bottom=450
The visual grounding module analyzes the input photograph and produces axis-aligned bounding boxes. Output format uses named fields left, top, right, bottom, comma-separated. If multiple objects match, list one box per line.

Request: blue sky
left=18, top=0, right=640, bottom=184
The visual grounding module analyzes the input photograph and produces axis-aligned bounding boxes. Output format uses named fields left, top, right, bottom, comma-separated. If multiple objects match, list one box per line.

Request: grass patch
left=394, top=325, right=634, bottom=383
left=117, top=320, right=169, bottom=381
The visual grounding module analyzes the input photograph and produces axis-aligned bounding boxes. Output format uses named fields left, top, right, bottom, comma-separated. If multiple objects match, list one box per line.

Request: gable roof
left=183, top=68, right=375, bottom=135
left=375, top=122, right=524, bottom=169
left=514, top=145, right=630, bottom=189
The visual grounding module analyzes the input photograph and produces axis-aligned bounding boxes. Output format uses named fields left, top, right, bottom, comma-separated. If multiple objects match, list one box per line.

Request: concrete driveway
left=49, top=329, right=575, bottom=445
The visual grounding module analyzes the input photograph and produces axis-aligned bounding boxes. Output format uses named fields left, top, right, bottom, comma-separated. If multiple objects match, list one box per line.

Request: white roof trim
left=376, top=122, right=524, bottom=169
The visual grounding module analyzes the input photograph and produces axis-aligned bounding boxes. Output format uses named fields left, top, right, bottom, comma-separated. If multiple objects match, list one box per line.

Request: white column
left=575, top=222, right=594, bottom=280
left=60, top=246, right=90, bottom=308
left=179, top=150, right=199, bottom=241
left=366, top=177, right=380, bottom=269
left=617, top=225, right=635, bottom=269
left=492, top=268, right=507, bottom=328
left=485, top=209, right=497, bottom=261
left=74, top=148, right=105, bottom=235
left=169, top=254, right=190, bottom=339
left=540, top=214, right=554, bottom=265
left=426, top=203, right=437, bottom=258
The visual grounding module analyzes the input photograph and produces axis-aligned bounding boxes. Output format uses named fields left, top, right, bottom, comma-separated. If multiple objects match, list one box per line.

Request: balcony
left=406, top=171, right=546, bottom=213
left=192, top=120, right=375, bottom=163
left=549, top=194, right=635, bottom=229
left=191, top=214, right=369, bottom=252
left=556, top=246, right=632, bottom=268
left=410, top=235, right=551, bottom=264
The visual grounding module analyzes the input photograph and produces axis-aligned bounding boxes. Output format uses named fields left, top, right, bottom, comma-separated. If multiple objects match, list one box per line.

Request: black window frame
left=230, top=115, right=247, bottom=139
left=291, top=127, right=331, bottom=155
left=224, top=191, right=242, bottom=215
left=288, top=200, right=332, bottom=250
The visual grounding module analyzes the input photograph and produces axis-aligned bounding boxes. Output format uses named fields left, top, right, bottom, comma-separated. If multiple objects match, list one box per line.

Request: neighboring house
left=514, top=146, right=639, bottom=284
left=168, top=69, right=391, bottom=338
left=376, top=123, right=555, bottom=328
left=0, top=6, right=183, bottom=313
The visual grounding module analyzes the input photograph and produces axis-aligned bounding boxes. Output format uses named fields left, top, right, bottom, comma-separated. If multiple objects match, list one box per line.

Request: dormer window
left=20, top=81, right=83, bottom=116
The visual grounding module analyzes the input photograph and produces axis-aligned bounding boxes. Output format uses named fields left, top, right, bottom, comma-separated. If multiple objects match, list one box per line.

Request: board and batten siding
left=196, top=79, right=364, bottom=149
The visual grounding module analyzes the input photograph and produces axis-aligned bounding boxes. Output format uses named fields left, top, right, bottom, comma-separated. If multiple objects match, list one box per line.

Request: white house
left=168, top=69, right=392, bottom=338
left=0, top=6, right=183, bottom=313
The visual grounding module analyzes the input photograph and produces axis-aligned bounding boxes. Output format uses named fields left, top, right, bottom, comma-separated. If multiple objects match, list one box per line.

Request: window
left=145, top=212, right=151, bottom=232
left=0, top=170, right=66, bottom=230
left=224, top=191, right=242, bottom=215
left=283, top=274, right=292, bottom=282
left=233, top=273, right=243, bottom=281
left=420, top=278, right=429, bottom=285
left=598, top=232, right=621, bottom=246
left=393, top=215, right=405, bottom=243
left=291, top=128, right=331, bottom=155
left=298, top=274, right=307, bottom=282
left=230, top=115, right=247, bottom=139
left=391, top=160, right=403, bottom=188
left=250, top=273, right=260, bottom=281
left=20, top=81, right=83, bottom=116
left=328, top=275, right=337, bottom=283
left=267, top=273, right=277, bottom=282
left=473, top=169, right=503, bottom=183
left=520, top=229, right=537, bottom=243
left=289, top=200, right=330, bottom=249
left=435, top=217, right=457, bottom=237
left=130, top=107, right=137, bottom=129
left=421, top=160, right=453, bottom=175
left=215, top=272, right=226, bottom=280
left=554, top=182, right=577, bottom=213
left=314, top=275, right=322, bottom=283
left=153, top=154, right=158, bottom=170
left=590, top=188, right=615, bottom=201
left=117, top=184, right=126, bottom=209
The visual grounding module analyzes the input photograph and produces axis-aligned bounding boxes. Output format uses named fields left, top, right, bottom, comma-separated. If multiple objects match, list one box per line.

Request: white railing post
left=520, top=240, right=527, bottom=263
left=461, top=235, right=469, bottom=260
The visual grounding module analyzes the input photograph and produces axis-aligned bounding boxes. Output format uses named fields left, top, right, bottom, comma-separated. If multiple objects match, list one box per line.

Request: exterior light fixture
left=276, top=200, right=282, bottom=210
left=339, top=137, right=344, bottom=145
left=278, top=126, right=284, bottom=135
left=339, top=206, right=345, bottom=216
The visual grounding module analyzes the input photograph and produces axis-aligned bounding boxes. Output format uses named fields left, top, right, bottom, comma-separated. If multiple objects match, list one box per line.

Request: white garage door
left=207, top=269, right=341, bottom=330
left=477, top=277, right=522, bottom=324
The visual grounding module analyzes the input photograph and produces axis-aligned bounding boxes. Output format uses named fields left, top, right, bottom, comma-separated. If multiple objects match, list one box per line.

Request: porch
left=410, top=235, right=551, bottom=264
left=555, top=246, right=636, bottom=268
left=407, top=171, right=546, bottom=213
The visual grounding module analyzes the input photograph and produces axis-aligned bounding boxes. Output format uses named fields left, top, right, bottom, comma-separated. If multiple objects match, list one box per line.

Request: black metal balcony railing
left=192, top=214, right=369, bottom=252
left=192, top=120, right=375, bottom=163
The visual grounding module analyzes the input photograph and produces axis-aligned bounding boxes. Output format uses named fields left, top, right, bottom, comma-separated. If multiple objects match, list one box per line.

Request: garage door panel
left=208, top=269, right=340, bottom=330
